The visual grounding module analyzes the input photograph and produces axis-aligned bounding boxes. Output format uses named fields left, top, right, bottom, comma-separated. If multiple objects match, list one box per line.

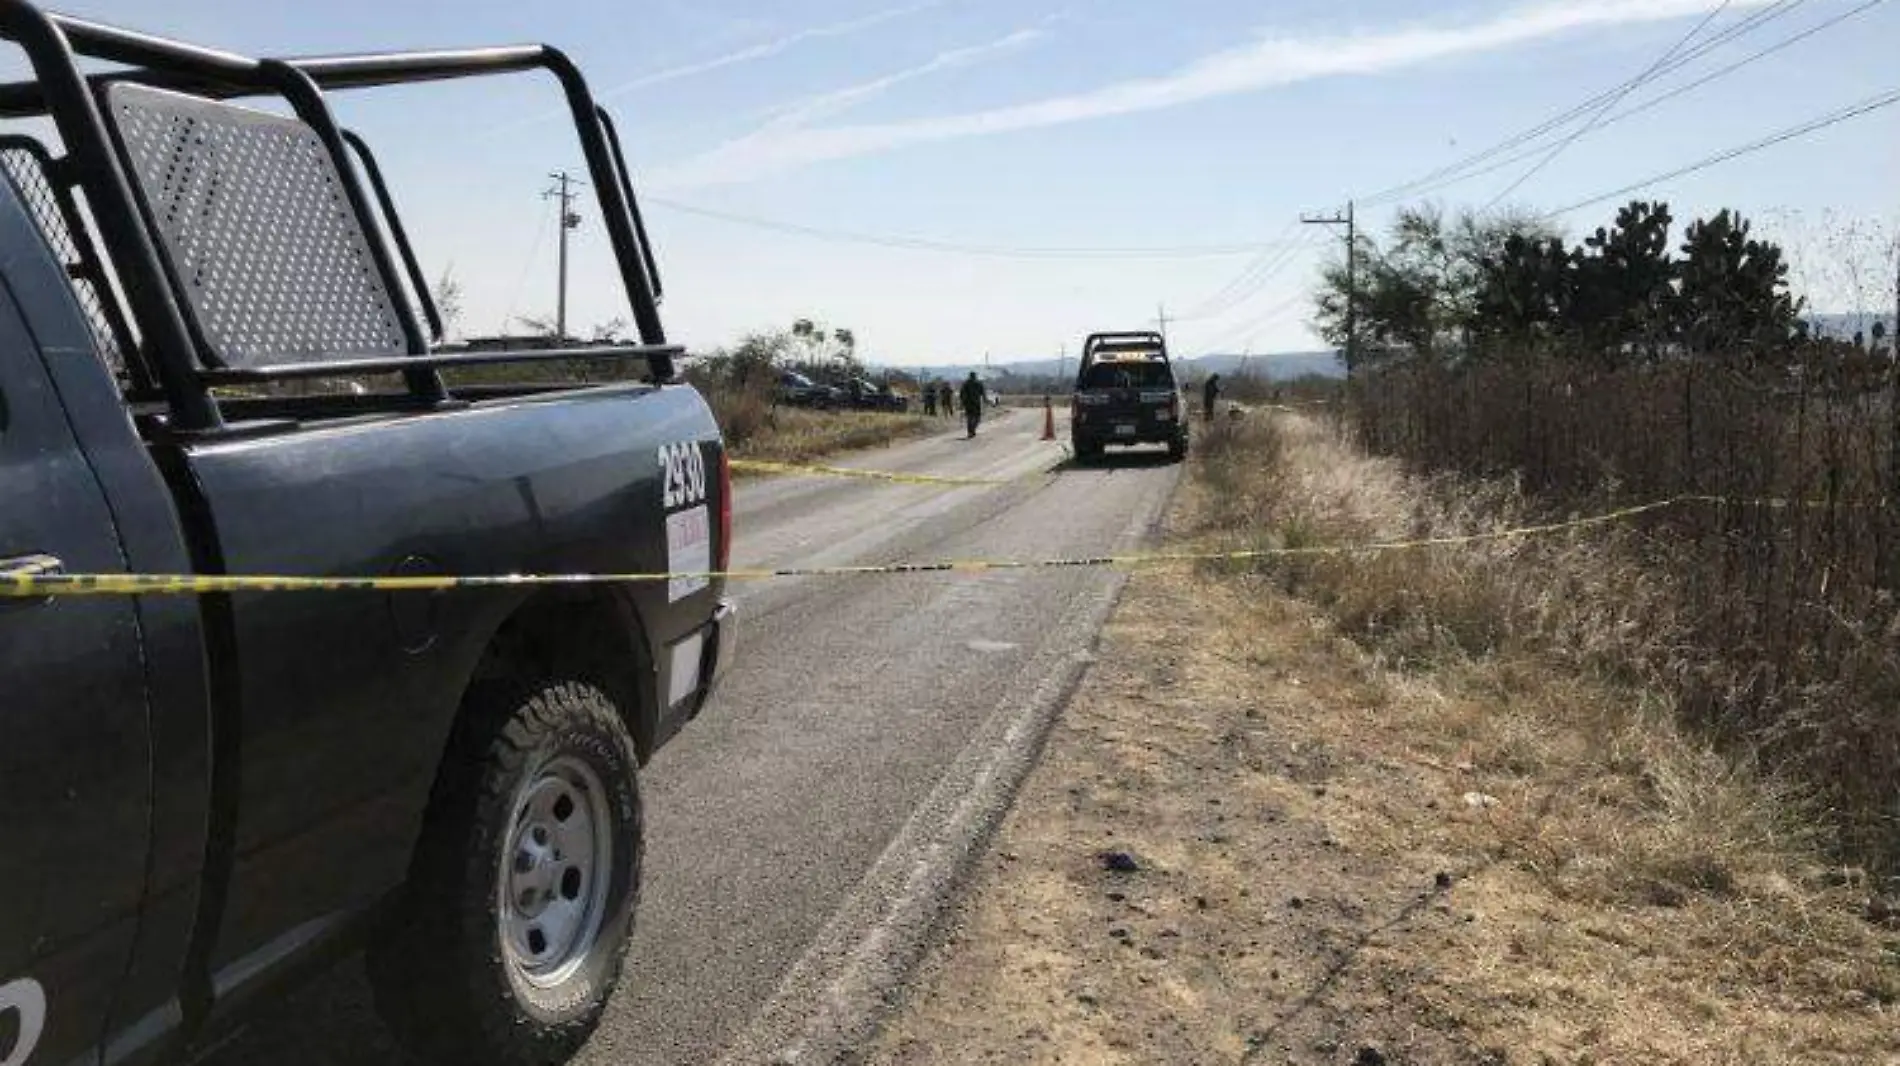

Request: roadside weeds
left=702, top=385, right=935, bottom=466
left=868, top=414, right=1900, bottom=1065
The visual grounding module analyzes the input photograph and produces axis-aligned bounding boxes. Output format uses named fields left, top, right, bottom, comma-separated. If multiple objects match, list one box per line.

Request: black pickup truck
left=0, top=8, right=734, bottom=1066
left=841, top=377, right=909, bottom=413
left=1069, top=330, right=1188, bottom=462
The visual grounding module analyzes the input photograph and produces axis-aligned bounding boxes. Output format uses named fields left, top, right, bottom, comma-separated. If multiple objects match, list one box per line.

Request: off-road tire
left=1168, top=437, right=1188, bottom=462
left=368, top=680, right=643, bottom=1066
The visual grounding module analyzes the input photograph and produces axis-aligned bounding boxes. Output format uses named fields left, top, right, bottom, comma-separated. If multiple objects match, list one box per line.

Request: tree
left=790, top=317, right=826, bottom=365
left=1676, top=209, right=1800, bottom=361
left=687, top=330, right=792, bottom=393
left=1571, top=200, right=1676, bottom=365
left=513, top=314, right=632, bottom=345
left=513, top=314, right=557, bottom=337
left=1472, top=232, right=1575, bottom=354
left=1387, top=204, right=1529, bottom=347
left=1458, top=201, right=1800, bottom=368
left=431, top=267, right=465, bottom=339
left=782, top=317, right=866, bottom=379
left=1314, top=204, right=1554, bottom=365
left=589, top=317, right=629, bottom=343
left=731, top=332, right=790, bottom=383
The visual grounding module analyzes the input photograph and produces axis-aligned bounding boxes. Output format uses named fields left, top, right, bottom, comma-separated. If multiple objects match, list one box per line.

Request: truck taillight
left=1169, top=392, right=1180, bottom=419
left=717, top=449, right=733, bottom=572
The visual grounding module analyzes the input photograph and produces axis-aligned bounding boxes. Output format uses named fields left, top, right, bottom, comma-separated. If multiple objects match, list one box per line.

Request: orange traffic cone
left=1041, top=396, right=1056, bottom=441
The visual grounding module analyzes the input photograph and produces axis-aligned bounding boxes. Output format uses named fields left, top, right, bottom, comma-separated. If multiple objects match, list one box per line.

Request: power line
left=1360, top=0, right=1811, bottom=207
left=1481, top=0, right=1737, bottom=210
left=1541, top=85, right=1900, bottom=219
left=1366, top=0, right=1890, bottom=206
left=644, top=196, right=1295, bottom=259
left=1196, top=291, right=1312, bottom=354
left=1178, top=243, right=1318, bottom=322
left=501, top=194, right=556, bottom=332
left=1368, top=0, right=1803, bottom=205
left=1176, top=227, right=1322, bottom=321
left=1170, top=240, right=1322, bottom=336
left=1174, top=220, right=1302, bottom=317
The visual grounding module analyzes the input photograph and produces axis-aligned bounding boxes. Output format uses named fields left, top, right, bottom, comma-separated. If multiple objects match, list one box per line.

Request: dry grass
left=1190, top=413, right=1900, bottom=1056
left=1354, top=358, right=1900, bottom=866
left=876, top=412, right=1900, bottom=1066
left=699, top=381, right=932, bottom=464
left=1196, top=415, right=1802, bottom=887
left=1200, top=415, right=1696, bottom=686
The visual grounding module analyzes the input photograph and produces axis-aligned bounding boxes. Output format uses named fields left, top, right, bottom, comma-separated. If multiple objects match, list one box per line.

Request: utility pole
left=1303, top=200, right=1355, bottom=375
left=544, top=171, right=586, bottom=342
left=1154, top=303, right=1174, bottom=343
left=1058, top=342, right=1068, bottom=388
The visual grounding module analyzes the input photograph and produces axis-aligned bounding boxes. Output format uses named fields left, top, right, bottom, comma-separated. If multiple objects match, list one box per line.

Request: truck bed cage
left=0, top=2, right=675, bottom=432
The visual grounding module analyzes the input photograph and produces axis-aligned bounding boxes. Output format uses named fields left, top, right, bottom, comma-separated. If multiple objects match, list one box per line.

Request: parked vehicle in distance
left=776, top=369, right=843, bottom=409
left=842, top=376, right=910, bottom=412
left=1070, top=331, right=1189, bottom=462
left=0, top=7, right=735, bottom=1066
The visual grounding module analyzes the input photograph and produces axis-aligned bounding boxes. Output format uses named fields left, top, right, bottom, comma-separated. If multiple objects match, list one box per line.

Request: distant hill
left=1186, top=351, right=1343, bottom=380
left=895, top=349, right=1344, bottom=383
left=1804, top=312, right=1896, bottom=343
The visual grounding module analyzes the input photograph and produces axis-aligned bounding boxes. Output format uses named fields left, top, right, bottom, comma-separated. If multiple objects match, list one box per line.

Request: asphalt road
left=201, top=409, right=1182, bottom=1065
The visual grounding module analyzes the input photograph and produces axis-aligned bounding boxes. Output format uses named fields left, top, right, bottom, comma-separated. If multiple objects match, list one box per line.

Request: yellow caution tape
left=4, top=492, right=1868, bottom=600
left=729, top=458, right=1013, bottom=486
left=1250, top=401, right=1337, bottom=413
left=1680, top=493, right=1889, bottom=511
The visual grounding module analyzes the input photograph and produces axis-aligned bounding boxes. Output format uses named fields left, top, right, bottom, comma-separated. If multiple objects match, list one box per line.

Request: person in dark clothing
left=959, top=372, right=985, bottom=438
left=1202, top=373, right=1222, bottom=420
left=939, top=381, right=955, bottom=417
left=922, top=382, right=938, bottom=416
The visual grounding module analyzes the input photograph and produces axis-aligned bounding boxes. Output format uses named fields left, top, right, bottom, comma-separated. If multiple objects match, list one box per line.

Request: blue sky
left=15, top=0, right=1900, bottom=363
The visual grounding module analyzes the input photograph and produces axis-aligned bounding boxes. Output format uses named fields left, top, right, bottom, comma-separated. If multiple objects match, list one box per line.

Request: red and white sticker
left=666, top=505, right=711, bottom=602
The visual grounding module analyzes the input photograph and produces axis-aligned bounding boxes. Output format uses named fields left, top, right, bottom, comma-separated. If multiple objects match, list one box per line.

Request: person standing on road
left=1202, top=373, right=1222, bottom=421
left=940, top=381, right=955, bottom=418
left=922, top=381, right=938, bottom=416
left=960, top=372, right=984, bottom=439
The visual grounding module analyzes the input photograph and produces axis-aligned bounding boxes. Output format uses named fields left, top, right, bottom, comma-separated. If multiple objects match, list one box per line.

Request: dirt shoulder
left=867, top=419, right=1900, bottom=1066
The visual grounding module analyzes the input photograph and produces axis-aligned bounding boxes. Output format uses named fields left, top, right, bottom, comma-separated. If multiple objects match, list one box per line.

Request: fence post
left=1683, top=357, right=1697, bottom=497
left=1885, top=331, right=1900, bottom=591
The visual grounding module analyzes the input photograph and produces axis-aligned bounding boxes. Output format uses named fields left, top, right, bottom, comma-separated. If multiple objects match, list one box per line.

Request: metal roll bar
left=0, top=2, right=672, bottom=430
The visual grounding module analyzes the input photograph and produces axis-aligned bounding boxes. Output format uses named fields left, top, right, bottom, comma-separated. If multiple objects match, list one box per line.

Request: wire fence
left=1354, top=350, right=1900, bottom=862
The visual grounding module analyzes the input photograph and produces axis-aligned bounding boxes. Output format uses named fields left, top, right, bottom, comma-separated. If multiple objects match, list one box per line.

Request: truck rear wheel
left=369, top=679, right=643, bottom=1066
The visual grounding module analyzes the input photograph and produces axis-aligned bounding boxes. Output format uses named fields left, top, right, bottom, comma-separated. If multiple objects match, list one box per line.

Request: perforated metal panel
left=105, top=83, right=407, bottom=368
left=0, top=142, right=130, bottom=377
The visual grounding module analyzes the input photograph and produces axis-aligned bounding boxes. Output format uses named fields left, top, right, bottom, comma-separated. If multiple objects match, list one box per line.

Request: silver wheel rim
left=499, top=755, right=613, bottom=989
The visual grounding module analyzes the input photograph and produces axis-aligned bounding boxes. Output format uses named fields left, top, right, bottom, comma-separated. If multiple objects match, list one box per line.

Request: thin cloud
left=600, top=0, right=950, bottom=99
left=469, top=0, right=949, bottom=139
left=652, top=0, right=1774, bottom=189
left=758, top=25, right=1050, bottom=130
